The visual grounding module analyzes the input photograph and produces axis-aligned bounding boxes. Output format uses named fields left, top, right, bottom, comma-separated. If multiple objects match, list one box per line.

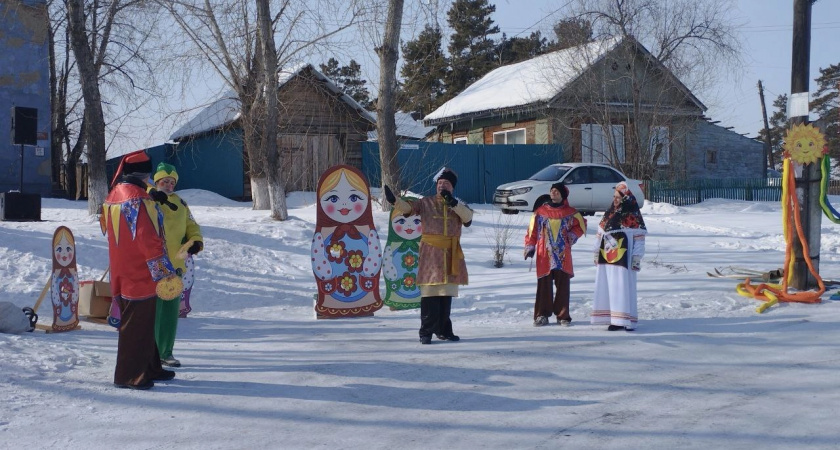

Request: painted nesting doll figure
left=311, top=165, right=383, bottom=317
left=382, top=197, right=422, bottom=310
left=50, top=226, right=79, bottom=332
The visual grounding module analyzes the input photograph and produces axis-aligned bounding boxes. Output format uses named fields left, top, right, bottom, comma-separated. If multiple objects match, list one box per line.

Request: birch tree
left=375, top=0, right=403, bottom=207
left=60, top=0, right=164, bottom=210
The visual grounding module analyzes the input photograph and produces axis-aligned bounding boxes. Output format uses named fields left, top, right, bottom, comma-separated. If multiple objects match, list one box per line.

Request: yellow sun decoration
left=784, top=123, right=827, bottom=165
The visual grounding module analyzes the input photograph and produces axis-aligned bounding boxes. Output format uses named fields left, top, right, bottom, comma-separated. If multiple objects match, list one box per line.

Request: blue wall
left=362, top=142, right=563, bottom=204
left=167, top=130, right=245, bottom=199
left=107, top=129, right=245, bottom=199
left=0, top=1, right=52, bottom=196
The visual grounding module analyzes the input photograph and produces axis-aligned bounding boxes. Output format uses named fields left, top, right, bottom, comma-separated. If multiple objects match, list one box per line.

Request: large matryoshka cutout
left=50, top=226, right=79, bottom=331
left=382, top=197, right=422, bottom=310
left=311, top=165, right=383, bottom=317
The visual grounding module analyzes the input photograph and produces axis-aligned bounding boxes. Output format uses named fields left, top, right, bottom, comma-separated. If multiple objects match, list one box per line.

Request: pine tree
left=757, top=94, right=789, bottom=169
left=549, top=18, right=593, bottom=51
left=400, top=25, right=448, bottom=118
left=811, top=63, right=839, bottom=166
left=319, top=57, right=373, bottom=108
left=443, top=0, right=499, bottom=102
left=495, top=31, right=549, bottom=66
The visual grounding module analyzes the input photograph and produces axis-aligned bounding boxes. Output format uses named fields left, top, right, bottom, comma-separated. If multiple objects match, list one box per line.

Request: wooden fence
left=645, top=178, right=840, bottom=206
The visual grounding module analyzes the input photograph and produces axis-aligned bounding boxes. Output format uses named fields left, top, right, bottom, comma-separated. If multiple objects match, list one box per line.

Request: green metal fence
left=645, top=178, right=783, bottom=206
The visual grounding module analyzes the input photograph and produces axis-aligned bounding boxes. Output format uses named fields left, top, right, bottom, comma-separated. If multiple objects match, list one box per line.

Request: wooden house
left=423, top=36, right=764, bottom=181
left=170, top=63, right=375, bottom=198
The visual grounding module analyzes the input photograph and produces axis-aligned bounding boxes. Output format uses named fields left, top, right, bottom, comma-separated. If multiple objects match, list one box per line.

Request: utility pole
left=757, top=80, right=774, bottom=171
left=789, top=0, right=820, bottom=290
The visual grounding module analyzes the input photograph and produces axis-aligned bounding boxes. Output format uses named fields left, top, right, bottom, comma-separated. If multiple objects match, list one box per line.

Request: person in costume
left=311, top=165, right=383, bottom=317
left=384, top=167, right=473, bottom=344
left=382, top=196, right=422, bottom=310
left=101, top=151, right=182, bottom=390
left=524, top=182, right=585, bottom=327
left=152, top=163, right=203, bottom=367
left=590, top=181, right=647, bottom=331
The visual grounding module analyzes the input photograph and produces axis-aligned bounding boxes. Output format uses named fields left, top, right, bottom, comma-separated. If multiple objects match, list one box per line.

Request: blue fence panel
left=362, top=142, right=563, bottom=204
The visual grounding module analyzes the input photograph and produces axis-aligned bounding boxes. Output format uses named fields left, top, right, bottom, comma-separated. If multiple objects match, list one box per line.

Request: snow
left=424, top=36, right=623, bottom=122
left=368, top=111, right=434, bottom=141
left=3, top=192, right=840, bottom=449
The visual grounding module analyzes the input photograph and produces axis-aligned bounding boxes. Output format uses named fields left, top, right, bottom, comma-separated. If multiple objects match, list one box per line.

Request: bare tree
left=160, top=0, right=362, bottom=216
left=255, top=0, right=286, bottom=220
left=59, top=0, right=165, bottom=210
left=375, top=0, right=403, bottom=207
left=65, top=0, right=112, bottom=214
left=545, top=0, right=742, bottom=180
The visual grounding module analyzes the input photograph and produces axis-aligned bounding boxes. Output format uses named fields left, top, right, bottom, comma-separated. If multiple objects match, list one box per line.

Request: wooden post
left=789, top=0, right=820, bottom=290
left=757, top=80, right=774, bottom=171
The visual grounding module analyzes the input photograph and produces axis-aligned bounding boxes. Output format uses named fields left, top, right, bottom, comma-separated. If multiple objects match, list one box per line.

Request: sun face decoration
left=784, top=123, right=827, bottom=165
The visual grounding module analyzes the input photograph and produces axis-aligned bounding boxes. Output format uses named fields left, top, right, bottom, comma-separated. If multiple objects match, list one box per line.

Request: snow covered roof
left=423, top=36, right=625, bottom=125
left=170, top=63, right=375, bottom=141
left=367, top=111, right=434, bottom=141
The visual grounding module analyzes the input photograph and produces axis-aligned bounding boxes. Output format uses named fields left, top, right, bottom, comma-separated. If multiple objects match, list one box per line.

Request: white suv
left=493, top=163, right=646, bottom=215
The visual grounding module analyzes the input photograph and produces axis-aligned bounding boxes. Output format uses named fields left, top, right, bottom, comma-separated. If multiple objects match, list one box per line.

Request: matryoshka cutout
left=311, top=165, right=383, bottom=317
left=50, top=226, right=79, bottom=331
left=382, top=196, right=422, bottom=310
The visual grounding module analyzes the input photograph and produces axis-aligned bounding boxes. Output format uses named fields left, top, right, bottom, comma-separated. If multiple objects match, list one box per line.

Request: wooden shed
left=170, top=63, right=375, bottom=197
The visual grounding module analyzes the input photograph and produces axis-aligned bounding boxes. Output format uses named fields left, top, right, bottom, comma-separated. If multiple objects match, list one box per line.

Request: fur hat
left=551, top=182, right=569, bottom=200
left=433, top=167, right=457, bottom=188
left=153, top=162, right=179, bottom=184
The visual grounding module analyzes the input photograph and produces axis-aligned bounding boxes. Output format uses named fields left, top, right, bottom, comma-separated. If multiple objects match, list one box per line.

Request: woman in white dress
left=591, top=182, right=647, bottom=331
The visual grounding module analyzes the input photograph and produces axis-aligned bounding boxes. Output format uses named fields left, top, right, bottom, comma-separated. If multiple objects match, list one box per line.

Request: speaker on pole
left=11, top=106, right=38, bottom=146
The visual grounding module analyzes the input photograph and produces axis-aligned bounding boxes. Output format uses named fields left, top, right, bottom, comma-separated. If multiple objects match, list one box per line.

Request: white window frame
left=581, top=123, right=625, bottom=164
left=649, top=126, right=670, bottom=166
left=492, top=128, right=526, bottom=144
left=453, top=136, right=468, bottom=144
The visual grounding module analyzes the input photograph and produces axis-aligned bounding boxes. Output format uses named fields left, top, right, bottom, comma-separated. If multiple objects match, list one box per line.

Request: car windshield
left=529, top=165, right=570, bottom=182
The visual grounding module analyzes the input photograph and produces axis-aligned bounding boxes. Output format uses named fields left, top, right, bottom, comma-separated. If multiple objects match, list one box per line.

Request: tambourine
left=156, top=276, right=184, bottom=301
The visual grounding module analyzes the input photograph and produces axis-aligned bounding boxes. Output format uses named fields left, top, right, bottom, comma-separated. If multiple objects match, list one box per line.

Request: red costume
left=101, top=151, right=178, bottom=389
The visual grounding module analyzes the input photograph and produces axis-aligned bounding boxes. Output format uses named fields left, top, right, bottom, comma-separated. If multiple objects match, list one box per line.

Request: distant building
left=424, top=36, right=763, bottom=180
left=170, top=63, right=375, bottom=198
left=0, top=0, right=53, bottom=196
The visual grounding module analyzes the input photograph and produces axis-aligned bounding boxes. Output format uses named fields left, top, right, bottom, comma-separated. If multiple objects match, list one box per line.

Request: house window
left=453, top=137, right=467, bottom=144
left=581, top=123, right=625, bottom=164
left=493, top=128, right=526, bottom=144
left=649, top=126, right=670, bottom=166
left=706, top=149, right=718, bottom=165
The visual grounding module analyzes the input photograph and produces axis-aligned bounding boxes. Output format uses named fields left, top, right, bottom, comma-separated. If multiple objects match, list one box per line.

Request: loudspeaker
left=11, top=106, right=38, bottom=146
left=0, top=192, right=41, bottom=221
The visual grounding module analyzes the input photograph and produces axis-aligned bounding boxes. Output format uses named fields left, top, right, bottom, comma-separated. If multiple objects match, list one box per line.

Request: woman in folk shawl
left=311, top=165, right=383, bottom=317
left=591, top=182, right=647, bottom=331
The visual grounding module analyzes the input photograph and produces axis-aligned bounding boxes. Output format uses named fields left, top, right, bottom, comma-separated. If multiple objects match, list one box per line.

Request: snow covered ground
left=3, top=191, right=840, bottom=449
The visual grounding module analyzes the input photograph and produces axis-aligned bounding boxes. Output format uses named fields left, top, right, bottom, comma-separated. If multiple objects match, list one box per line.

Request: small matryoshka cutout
left=311, top=165, right=383, bottom=317
left=50, top=226, right=79, bottom=332
left=382, top=196, right=422, bottom=310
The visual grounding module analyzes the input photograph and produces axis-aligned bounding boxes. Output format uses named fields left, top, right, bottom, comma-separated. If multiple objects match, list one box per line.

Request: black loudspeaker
left=11, top=106, right=38, bottom=146
left=0, top=192, right=41, bottom=221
